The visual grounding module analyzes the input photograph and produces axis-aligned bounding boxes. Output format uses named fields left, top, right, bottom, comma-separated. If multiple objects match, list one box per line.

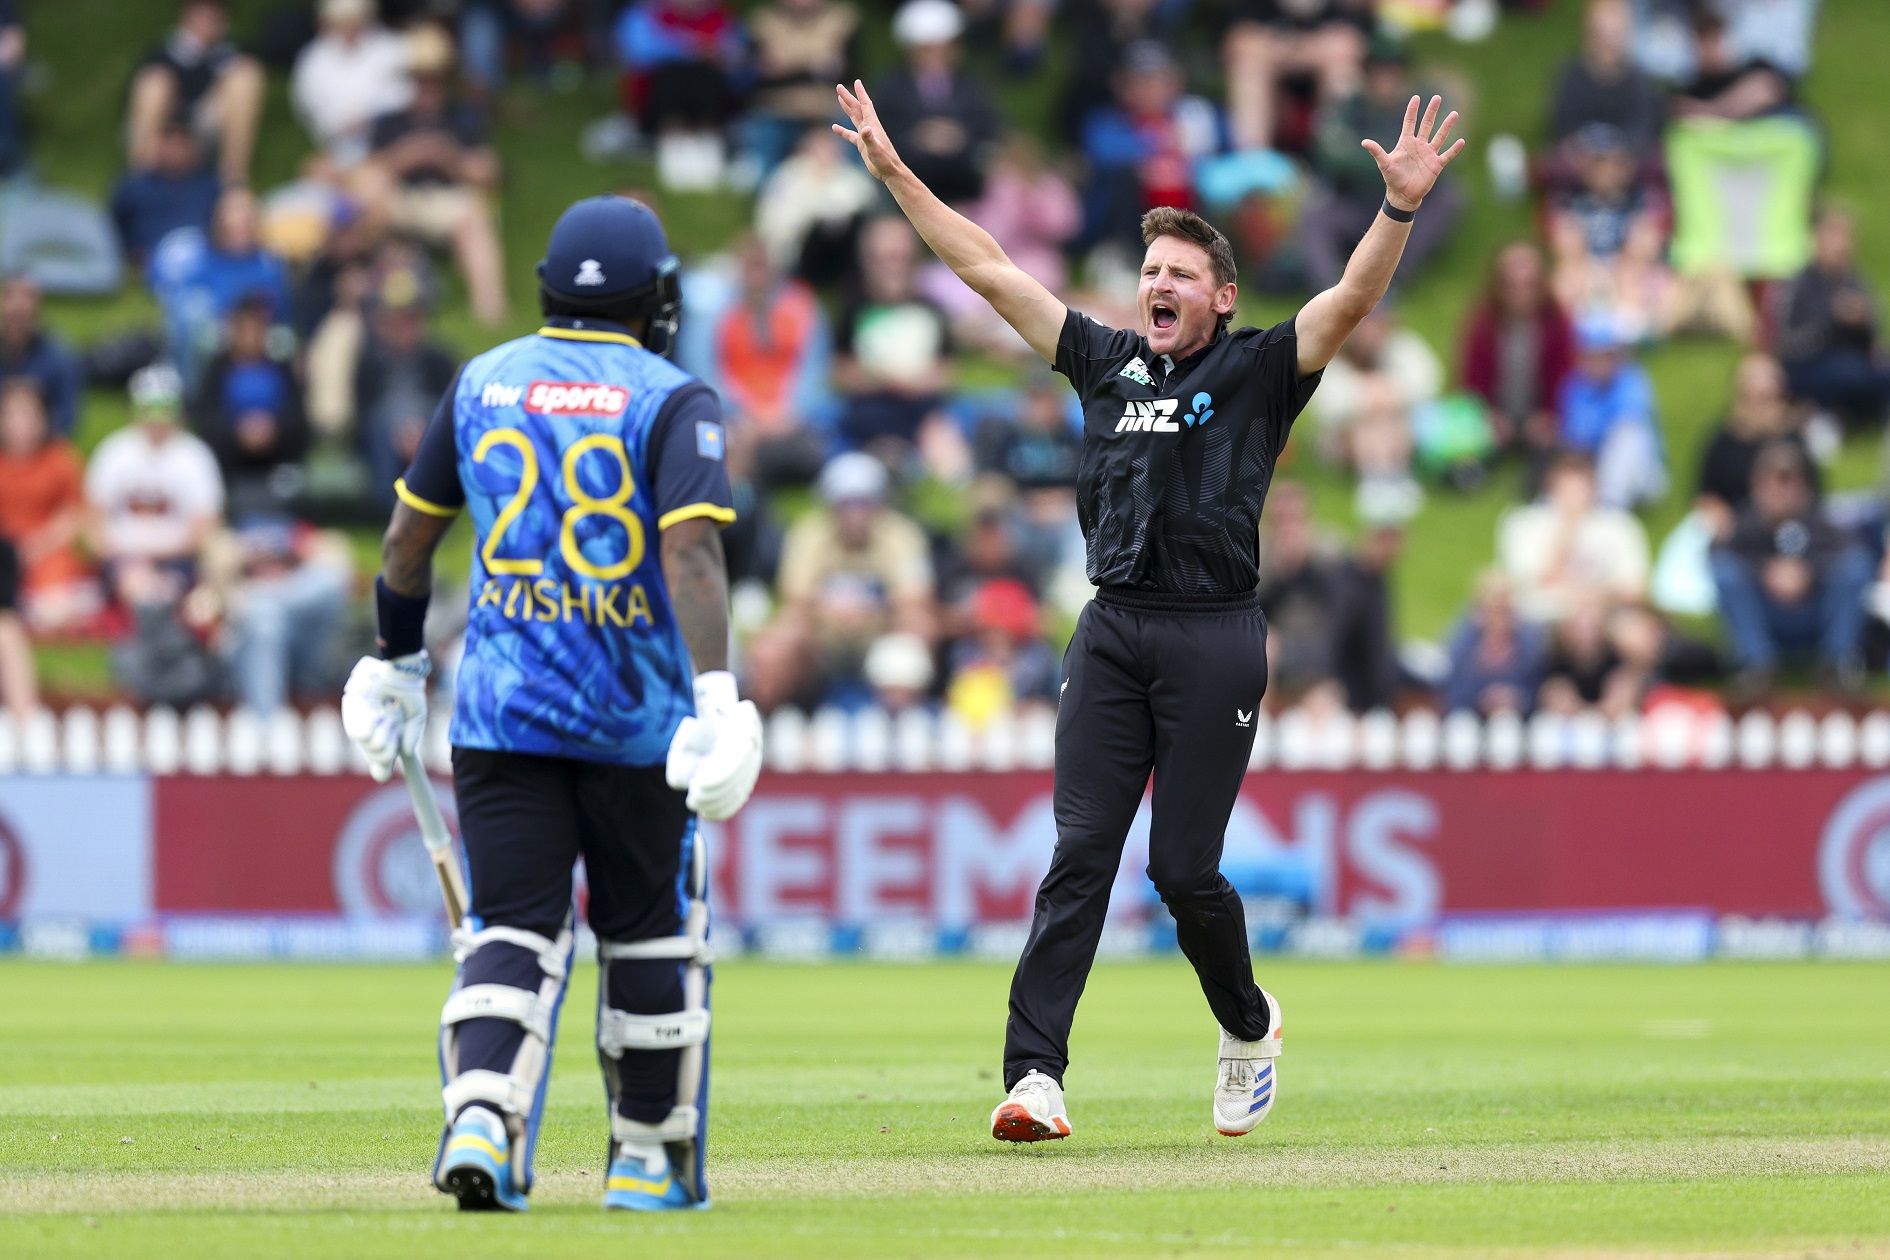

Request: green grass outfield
left=2, top=959, right=1888, bottom=1257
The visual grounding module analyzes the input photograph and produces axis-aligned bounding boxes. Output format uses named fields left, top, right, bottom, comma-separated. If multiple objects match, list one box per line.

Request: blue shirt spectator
left=110, top=122, right=221, bottom=267
left=0, top=277, right=85, bottom=438
left=148, top=187, right=291, bottom=383
left=1443, top=576, right=1548, bottom=717
left=1556, top=313, right=1667, bottom=508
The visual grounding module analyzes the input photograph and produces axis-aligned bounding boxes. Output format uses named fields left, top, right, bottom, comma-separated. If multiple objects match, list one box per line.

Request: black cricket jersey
left=1054, top=309, right=1323, bottom=595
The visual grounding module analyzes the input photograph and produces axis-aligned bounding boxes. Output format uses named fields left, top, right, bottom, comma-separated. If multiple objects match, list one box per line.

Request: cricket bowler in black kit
left=834, top=81, right=1464, bottom=1139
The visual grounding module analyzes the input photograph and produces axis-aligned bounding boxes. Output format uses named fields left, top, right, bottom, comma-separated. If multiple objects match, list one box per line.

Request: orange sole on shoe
left=991, top=1102, right=1072, bottom=1142
left=1215, top=1128, right=1252, bottom=1137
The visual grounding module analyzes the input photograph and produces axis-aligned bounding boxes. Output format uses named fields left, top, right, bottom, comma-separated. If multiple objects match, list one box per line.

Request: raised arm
left=1296, top=95, right=1465, bottom=376
left=834, top=80, right=1065, bottom=363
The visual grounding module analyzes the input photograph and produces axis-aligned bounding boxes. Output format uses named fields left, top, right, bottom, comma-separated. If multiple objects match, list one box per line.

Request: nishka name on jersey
left=475, top=577, right=655, bottom=627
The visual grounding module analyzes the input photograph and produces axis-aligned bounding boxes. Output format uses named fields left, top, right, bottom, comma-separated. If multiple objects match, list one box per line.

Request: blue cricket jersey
left=396, top=316, right=734, bottom=766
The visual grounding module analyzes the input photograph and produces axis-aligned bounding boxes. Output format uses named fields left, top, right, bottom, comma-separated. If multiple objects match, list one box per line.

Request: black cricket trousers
left=1003, top=587, right=1272, bottom=1089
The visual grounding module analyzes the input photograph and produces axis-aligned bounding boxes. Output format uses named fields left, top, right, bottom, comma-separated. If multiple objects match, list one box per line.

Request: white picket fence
left=1, top=702, right=1888, bottom=776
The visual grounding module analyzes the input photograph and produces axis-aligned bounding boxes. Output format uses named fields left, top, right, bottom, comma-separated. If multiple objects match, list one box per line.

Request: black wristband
left=1381, top=198, right=1417, bottom=223
left=375, top=575, right=430, bottom=659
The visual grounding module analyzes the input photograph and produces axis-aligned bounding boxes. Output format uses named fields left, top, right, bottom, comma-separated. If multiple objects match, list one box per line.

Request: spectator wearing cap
left=1546, top=122, right=1670, bottom=340
left=944, top=577, right=1058, bottom=727
left=1710, top=439, right=1871, bottom=697
left=111, top=121, right=222, bottom=271
left=1556, top=311, right=1665, bottom=509
left=0, top=277, right=85, bottom=438
left=1220, top=0, right=1371, bottom=154
left=1776, top=206, right=1890, bottom=426
left=1442, top=572, right=1548, bottom=717
left=356, top=269, right=459, bottom=509
left=1695, top=353, right=1818, bottom=537
left=359, top=25, right=508, bottom=326
left=1547, top=0, right=1666, bottom=163
left=206, top=515, right=354, bottom=715
left=1497, top=450, right=1649, bottom=624
left=870, top=0, right=1001, bottom=207
left=1077, top=41, right=1222, bottom=258
left=776, top=452, right=937, bottom=686
left=291, top=0, right=416, bottom=165
left=832, top=217, right=954, bottom=451
left=615, top=0, right=748, bottom=189
left=149, top=185, right=293, bottom=384
left=0, top=378, right=97, bottom=633
left=1300, top=36, right=1464, bottom=292
left=87, top=364, right=225, bottom=609
left=126, top=0, right=265, bottom=187
left=863, top=630, right=937, bottom=713
left=1457, top=241, right=1575, bottom=455
left=743, top=0, right=860, bottom=177
left=190, top=292, right=309, bottom=519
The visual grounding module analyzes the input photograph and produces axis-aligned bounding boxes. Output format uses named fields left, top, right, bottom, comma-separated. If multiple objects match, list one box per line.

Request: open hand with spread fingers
left=1364, top=95, right=1465, bottom=212
left=833, top=79, right=905, bottom=183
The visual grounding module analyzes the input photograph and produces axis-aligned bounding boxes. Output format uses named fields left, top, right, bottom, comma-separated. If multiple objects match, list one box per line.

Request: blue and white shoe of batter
left=1213, top=988, right=1283, bottom=1136
left=604, top=1141, right=707, bottom=1212
left=438, top=1105, right=528, bottom=1211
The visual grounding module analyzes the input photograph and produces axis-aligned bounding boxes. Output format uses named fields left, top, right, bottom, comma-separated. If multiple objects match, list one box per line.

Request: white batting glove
left=665, top=670, right=763, bottom=821
left=341, top=651, right=431, bottom=782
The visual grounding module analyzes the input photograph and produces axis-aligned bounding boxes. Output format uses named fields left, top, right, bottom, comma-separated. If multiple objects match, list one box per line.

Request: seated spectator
left=0, top=1, right=23, bottom=179
left=190, top=293, right=310, bottom=518
left=1220, top=0, right=1371, bottom=154
left=1443, top=573, right=1547, bottom=716
left=1256, top=480, right=1343, bottom=700
left=291, top=0, right=415, bottom=165
left=938, top=482, right=1039, bottom=613
left=1497, top=450, right=1649, bottom=623
left=1711, top=439, right=1871, bottom=696
left=1548, top=0, right=1666, bottom=161
left=1696, top=353, right=1817, bottom=534
left=150, top=186, right=294, bottom=383
left=1604, top=601, right=1723, bottom=706
left=87, top=363, right=225, bottom=608
left=0, top=277, right=85, bottom=439
left=1536, top=595, right=1633, bottom=717
left=1458, top=241, right=1575, bottom=454
left=833, top=217, right=953, bottom=451
left=360, top=27, right=508, bottom=325
left=1776, top=206, right=1890, bottom=426
left=753, top=126, right=879, bottom=286
left=111, top=121, right=222, bottom=270
left=615, top=0, right=747, bottom=188
left=872, top=0, right=1000, bottom=207
left=1674, top=8, right=1795, bottom=123
left=776, top=452, right=936, bottom=688
left=355, top=271, right=459, bottom=507
left=944, top=578, right=1058, bottom=727
left=457, top=0, right=572, bottom=93
left=1329, top=518, right=1405, bottom=714
left=207, top=515, right=353, bottom=715
left=712, top=234, right=830, bottom=487
left=0, top=537, right=33, bottom=726
left=126, top=0, right=264, bottom=186
left=920, top=135, right=1080, bottom=355
left=0, top=379, right=96, bottom=633
left=1078, top=42, right=1221, bottom=259
left=1547, top=123, right=1668, bottom=339
left=1300, top=39, right=1464, bottom=292
left=1306, top=301, right=1440, bottom=522
left=1057, top=0, right=1161, bottom=146
left=1556, top=312, right=1666, bottom=508
left=862, top=630, right=937, bottom=715
left=744, top=0, right=859, bottom=175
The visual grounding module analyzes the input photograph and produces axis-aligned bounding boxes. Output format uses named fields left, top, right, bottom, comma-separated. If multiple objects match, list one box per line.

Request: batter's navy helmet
left=536, top=195, right=681, bottom=356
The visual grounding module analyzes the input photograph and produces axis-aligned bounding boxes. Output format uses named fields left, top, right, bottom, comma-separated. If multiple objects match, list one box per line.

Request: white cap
left=865, top=633, right=935, bottom=691
left=893, top=0, right=965, bottom=47
left=818, top=452, right=889, bottom=506
left=129, top=362, right=184, bottom=412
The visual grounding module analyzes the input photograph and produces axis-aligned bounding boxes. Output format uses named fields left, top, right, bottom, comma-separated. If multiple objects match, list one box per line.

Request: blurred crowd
left=0, top=0, right=1887, bottom=737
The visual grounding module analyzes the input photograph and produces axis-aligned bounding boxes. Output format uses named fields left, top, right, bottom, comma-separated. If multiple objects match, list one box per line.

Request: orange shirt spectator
left=0, top=377, right=96, bottom=629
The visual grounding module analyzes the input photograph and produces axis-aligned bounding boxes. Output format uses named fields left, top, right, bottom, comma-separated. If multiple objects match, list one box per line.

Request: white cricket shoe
left=989, top=1069, right=1072, bottom=1142
left=1213, top=988, right=1283, bottom=1136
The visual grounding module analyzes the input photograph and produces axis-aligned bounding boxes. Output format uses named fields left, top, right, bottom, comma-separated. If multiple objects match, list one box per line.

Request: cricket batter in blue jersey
left=340, top=195, right=762, bottom=1214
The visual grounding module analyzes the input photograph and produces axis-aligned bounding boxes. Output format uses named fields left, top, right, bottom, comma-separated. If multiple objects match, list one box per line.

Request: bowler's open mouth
left=1150, top=303, right=1178, bottom=331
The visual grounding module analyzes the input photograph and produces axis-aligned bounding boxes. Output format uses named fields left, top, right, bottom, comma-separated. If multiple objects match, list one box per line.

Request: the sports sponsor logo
left=1118, top=356, right=1153, bottom=386
left=1819, top=776, right=1890, bottom=919
left=481, top=382, right=524, bottom=407
left=0, top=810, right=26, bottom=918
left=1114, top=398, right=1180, bottom=433
left=526, top=380, right=630, bottom=417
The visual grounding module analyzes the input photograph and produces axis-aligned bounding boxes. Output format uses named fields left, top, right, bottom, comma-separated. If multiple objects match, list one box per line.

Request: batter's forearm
left=381, top=503, right=453, bottom=598
left=662, top=521, right=730, bottom=674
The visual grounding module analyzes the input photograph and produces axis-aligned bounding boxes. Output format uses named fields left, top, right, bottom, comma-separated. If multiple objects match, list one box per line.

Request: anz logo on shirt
left=1113, top=392, right=1217, bottom=435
